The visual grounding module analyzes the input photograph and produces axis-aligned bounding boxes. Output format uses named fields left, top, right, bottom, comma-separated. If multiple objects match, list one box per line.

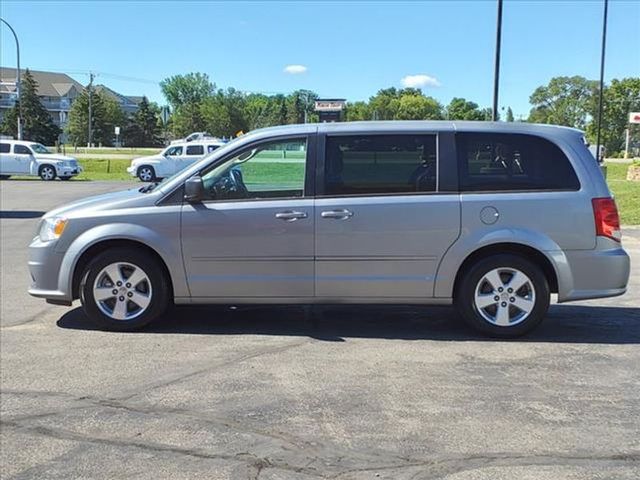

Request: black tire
left=79, top=248, right=171, bottom=331
left=59, top=176, right=72, bottom=181
left=39, top=164, right=57, bottom=181
left=454, top=254, right=550, bottom=338
left=137, top=165, right=156, bottom=182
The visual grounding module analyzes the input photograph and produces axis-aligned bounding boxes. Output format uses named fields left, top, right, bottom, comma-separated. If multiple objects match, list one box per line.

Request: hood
left=44, top=187, right=156, bottom=219
left=131, top=154, right=164, bottom=165
left=36, top=153, right=77, bottom=162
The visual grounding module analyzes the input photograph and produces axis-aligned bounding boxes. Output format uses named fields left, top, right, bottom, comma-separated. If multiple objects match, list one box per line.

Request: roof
left=0, top=68, right=84, bottom=97
left=95, top=85, right=142, bottom=107
left=241, top=120, right=584, bottom=142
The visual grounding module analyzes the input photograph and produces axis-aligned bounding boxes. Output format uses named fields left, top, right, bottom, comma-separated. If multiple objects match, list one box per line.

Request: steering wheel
left=212, top=167, right=249, bottom=199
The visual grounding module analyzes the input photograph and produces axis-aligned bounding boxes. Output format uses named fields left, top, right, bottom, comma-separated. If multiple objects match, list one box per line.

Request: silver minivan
left=28, top=122, right=630, bottom=337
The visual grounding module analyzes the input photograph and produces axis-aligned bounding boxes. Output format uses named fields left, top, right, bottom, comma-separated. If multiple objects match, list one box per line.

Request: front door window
left=200, top=138, right=307, bottom=201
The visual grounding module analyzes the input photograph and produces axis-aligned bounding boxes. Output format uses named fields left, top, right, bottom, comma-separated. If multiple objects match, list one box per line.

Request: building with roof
left=0, top=68, right=143, bottom=138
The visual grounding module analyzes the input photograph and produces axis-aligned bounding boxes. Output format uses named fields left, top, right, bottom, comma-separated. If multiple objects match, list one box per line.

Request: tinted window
left=324, top=135, right=437, bottom=196
left=0, top=143, right=9, bottom=153
left=457, top=133, right=580, bottom=191
left=186, top=145, right=204, bottom=156
left=207, top=145, right=220, bottom=153
left=14, top=144, right=33, bottom=155
left=200, top=138, right=306, bottom=201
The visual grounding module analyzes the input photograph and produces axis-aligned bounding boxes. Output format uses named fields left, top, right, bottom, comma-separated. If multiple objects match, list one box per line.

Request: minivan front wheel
left=455, top=254, right=550, bottom=337
left=80, top=248, right=170, bottom=331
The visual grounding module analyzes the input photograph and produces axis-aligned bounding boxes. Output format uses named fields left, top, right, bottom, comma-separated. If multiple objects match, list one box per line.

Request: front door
left=12, top=144, right=33, bottom=174
left=181, top=136, right=315, bottom=299
left=314, top=133, right=460, bottom=299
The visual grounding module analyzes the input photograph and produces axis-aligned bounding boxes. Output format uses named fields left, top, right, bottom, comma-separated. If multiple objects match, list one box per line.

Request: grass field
left=605, top=162, right=640, bottom=225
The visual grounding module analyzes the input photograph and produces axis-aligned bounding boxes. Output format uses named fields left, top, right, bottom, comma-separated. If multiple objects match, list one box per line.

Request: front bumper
left=126, top=166, right=137, bottom=177
left=56, top=165, right=83, bottom=177
left=27, top=236, right=72, bottom=303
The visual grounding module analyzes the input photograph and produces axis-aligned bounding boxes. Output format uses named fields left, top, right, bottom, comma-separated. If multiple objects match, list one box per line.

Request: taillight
left=592, top=197, right=621, bottom=242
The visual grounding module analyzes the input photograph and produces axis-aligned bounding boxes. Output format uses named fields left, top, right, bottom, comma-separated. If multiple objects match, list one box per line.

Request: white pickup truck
left=127, top=139, right=226, bottom=182
left=0, top=140, right=83, bottom=180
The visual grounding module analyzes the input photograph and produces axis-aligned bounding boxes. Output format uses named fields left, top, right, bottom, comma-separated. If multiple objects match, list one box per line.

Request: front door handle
left=321, top=209, right=354, bottom=220
left=275, top=211, right=308, bottom=221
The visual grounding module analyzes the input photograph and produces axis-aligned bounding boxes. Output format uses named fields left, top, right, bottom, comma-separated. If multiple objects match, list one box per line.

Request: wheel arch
left=452, top=243, right=559, bottom=299
left=71, top=238, right=174, bottom=300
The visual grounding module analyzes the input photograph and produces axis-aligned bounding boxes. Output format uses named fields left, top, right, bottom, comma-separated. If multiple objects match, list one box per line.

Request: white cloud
left=283, top=65, right=308, bottom=75
left=401, top=74, right=441, bottom=89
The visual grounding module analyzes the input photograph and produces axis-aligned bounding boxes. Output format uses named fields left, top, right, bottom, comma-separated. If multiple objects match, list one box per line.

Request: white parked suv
left=127, top=140, right=225, bottom=182
left=0, top=140, right=83, bottom=181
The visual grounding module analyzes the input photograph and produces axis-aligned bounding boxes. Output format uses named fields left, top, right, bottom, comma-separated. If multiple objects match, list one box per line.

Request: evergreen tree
left=122, top=97, right=162, bottom=147
left=67, top=88, right=125, bottom=146
left=0, top=69, right=61, bottom=144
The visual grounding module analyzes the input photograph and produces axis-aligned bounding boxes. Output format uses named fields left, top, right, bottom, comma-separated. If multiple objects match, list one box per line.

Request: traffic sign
left=629, top=112, right=640, bottom=124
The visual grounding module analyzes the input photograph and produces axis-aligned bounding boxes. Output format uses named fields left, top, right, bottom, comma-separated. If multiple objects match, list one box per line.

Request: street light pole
left=0, top=17, right=22, bottom=140
left=492, top=0, right=503, bottom=122
left=595, top=0, right=609, bottom=163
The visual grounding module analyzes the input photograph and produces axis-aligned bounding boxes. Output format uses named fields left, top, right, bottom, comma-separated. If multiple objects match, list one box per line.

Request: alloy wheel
left=473, top=267, right=536, bottom=327
left=92, top=262, right=152, bottom=321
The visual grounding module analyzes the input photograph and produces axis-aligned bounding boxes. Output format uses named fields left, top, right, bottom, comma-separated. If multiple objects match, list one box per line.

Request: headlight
left=39, top=217, right=68, bottom=242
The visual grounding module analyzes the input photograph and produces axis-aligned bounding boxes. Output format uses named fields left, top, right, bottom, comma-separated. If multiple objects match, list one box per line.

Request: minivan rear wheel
left=455, top=254, right=550, bottom=337
left=80, top=248, right=170, bottom=331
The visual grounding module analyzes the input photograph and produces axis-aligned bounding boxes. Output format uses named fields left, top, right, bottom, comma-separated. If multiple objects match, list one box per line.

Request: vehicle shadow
left=57, top=304, right=640, bottom=344
left=0, top=210, right=46, bottom=219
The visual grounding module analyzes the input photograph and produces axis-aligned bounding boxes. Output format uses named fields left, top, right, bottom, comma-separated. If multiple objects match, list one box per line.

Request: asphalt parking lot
left=1, top=180, right=639, bottom=479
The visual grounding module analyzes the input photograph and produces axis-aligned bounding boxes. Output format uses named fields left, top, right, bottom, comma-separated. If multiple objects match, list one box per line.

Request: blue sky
left=1, top=0, right=639, bottom=119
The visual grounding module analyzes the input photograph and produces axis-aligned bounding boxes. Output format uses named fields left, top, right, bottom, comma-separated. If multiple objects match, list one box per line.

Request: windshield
left=30, top=143, right=51, bottom=154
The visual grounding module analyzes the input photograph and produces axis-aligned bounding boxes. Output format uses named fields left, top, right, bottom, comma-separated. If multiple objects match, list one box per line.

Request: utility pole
left=492, top=0, right=503, bottom=121
left=87, top=72, right=94, bottom=147
left=595, top=0, right=609, bottom=163
left=0, top=18, right=22, bottom=139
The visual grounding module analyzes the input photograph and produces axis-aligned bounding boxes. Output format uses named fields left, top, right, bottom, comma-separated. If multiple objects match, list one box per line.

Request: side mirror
left=184, top=176, right=205, bottom=202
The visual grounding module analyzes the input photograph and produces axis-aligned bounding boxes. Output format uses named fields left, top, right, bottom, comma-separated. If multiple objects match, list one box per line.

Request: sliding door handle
left=321, top=209, right=354, bottom=220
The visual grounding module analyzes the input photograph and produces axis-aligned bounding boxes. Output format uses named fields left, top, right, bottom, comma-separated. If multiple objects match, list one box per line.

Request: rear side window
left=0, top=143, right=9, bottom=153
left=456, top=133, right=580, bottom=192
left=186, top=145, right=204, bottom=156
left=323, top=135, right=437, bottom=196
left=207, top=145, right=219, bottom=153
left=14, top=144, right=32, bottom=155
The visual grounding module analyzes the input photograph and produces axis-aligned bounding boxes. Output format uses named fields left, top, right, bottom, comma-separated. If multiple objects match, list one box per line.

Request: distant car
left=127, top=140, right=226, bottom=181
left=170, top=132, right=214, bottom=144
left=0, top=140, right=82, bottom=181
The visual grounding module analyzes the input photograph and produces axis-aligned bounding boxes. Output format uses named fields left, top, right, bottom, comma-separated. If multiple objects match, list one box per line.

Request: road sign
left=114, top=126, right=121, bottom=135
left=629, top=112, right=640, bottom=124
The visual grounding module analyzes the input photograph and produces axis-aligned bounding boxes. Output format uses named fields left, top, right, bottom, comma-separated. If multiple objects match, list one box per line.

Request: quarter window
left=186, top=145, right=204, bottom=156
left=200, top=138, right=307, bottom=201
left=456, top=133, right=580, bottom=192
left=323, top=135, right=437, bottom=196
left=0, top=143, right=9, bottom=153
left=14, top=144, right=32, bottom=155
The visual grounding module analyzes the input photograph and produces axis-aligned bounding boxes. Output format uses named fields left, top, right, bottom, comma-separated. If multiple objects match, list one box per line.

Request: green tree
left=0, top=69, right=61, bottom=144
left=122, top=97, right=162, bottom=147
left=587, top=77, right=640, bottom=153
left=285, top=89, right=318, bottom=124
left=345, top=101, right=372, bottom=121
left=395, top=94, right=443, bottom=120
left=505, top=107, right=515, bottom=122
left=528, top=76, right=598, bottom=129
left=446, top=97, right=488, bottom=121
left=160, top=73, right=214, bottom=110
left=67, top=88, right=125, bottom=146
